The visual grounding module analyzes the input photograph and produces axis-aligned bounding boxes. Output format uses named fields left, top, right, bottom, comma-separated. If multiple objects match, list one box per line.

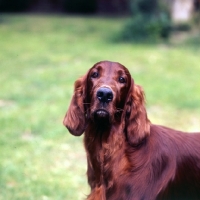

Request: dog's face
left=64, top=60, right=149, bottom=145
left=86, top=61, right=132, bottom=125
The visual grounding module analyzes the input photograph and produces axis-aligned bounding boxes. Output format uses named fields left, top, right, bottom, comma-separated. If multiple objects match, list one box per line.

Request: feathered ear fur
left=63, top=76, right=87, bottom=136
left=124, top=80, right=150, bottom=146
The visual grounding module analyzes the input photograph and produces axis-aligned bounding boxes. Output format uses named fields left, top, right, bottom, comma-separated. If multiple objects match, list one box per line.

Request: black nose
left=96, top=87, right=113, bottom=103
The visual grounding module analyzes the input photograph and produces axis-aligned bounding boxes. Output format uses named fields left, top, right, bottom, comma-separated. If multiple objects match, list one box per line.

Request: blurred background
left=0, top=0, right=200, bottom=199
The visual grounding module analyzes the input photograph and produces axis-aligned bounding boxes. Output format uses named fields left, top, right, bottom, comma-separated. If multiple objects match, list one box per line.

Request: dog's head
left=63, top=61, right=150, bottom=145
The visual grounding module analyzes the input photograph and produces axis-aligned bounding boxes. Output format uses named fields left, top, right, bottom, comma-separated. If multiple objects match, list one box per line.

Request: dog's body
left=63, top=61, right=200, bottom=200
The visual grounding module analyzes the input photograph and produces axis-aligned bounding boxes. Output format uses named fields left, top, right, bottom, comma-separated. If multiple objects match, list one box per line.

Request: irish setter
left=63, top=61, right=200, bottom=200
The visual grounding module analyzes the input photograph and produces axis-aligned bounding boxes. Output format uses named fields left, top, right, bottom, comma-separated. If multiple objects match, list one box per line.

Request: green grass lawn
left=0, top=14, right=200, bottom=200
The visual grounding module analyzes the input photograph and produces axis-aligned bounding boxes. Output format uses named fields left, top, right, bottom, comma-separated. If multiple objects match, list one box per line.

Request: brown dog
left=63, top=61, right=200, bottom=200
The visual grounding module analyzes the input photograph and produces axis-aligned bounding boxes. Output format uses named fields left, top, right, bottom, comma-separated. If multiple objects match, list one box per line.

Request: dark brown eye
left=91, top=72, right=98, bottom=78
left=119, top=76, right=126, bottom=83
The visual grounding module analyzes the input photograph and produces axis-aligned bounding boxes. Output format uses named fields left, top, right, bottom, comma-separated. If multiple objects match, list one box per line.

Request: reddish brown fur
left=63, top=61, right=200, bottom=200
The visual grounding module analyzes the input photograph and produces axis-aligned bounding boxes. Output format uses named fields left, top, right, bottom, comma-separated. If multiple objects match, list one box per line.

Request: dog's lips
left=95, top=109, right=109, bottom=118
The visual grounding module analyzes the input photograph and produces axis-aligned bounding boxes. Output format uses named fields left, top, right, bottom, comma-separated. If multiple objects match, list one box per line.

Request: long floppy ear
left=63, top=76, right=87, bottom=136
left=124, top=81, right=150, bottom=146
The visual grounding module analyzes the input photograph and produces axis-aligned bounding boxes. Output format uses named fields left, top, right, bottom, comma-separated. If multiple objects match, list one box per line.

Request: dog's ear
left=124, top=81, right=150, bottom=146
left=63, top=75, right=87, bottom=136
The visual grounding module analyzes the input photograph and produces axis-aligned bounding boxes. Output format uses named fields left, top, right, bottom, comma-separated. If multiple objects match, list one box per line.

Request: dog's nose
left=97, top=87, right=113, bottom=103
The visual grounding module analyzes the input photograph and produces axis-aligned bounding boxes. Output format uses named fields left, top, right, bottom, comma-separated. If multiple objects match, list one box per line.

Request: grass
left=0, top=14, right=200, bottom=199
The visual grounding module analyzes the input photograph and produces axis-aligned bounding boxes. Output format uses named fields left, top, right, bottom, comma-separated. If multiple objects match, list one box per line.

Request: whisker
left=115, top=107, right=124, bottom=113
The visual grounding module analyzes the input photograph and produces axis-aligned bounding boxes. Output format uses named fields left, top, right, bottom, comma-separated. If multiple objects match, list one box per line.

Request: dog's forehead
left=92, top=61, right=128, bottom=74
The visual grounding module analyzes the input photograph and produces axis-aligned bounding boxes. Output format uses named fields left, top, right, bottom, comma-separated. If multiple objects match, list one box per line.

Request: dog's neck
left=84, top=123, right=128, bottom=191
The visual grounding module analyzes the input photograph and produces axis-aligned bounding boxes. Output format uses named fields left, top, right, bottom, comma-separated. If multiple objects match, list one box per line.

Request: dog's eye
left=91, top=72, right=98, bottom=78
left=119, top=77, right=126, bottom=83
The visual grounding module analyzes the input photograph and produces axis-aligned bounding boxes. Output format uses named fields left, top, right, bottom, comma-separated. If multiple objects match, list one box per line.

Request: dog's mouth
left=94, top=109, right=109, bottom=119
left=95, top=109, right=109, bottom=118
left=92, top=109, right=111, bottom=130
